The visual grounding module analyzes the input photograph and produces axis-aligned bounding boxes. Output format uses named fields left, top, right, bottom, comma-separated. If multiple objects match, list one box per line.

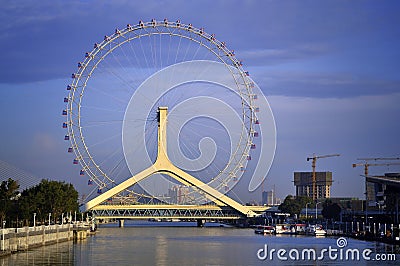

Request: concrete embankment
left=0, top=223, right=90, bottom=257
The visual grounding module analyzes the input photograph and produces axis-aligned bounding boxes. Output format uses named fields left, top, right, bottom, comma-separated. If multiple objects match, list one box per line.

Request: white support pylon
left=83, top=107, right=256, bottom=217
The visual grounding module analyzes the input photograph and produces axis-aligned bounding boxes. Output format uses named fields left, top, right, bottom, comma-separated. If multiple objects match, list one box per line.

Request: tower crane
left=352, top=158, right=400, bottom=177
left=307, top=154, right=340, bottom=200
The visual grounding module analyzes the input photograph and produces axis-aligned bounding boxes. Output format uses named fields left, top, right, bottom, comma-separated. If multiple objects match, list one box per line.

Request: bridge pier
left=118, top=219, right=125, bottom=228
left=197, top=219, right=204, bottom=227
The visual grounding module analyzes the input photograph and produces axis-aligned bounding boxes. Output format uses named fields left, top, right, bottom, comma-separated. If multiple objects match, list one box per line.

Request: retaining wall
left=0, top=223, right=89, bottom=256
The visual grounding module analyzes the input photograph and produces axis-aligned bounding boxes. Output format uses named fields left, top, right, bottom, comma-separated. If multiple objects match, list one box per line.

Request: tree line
left=0, top=178, right=79, bottom=227
left=279, top=193, right=400, bottom=223
left=278, top=195, right=341, bottom=220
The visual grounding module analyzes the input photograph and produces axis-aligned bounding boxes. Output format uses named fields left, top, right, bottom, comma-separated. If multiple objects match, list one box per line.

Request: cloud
left=238, top=43, right=333, bottom=66
left=250, top=68, right=400, bottom=98
left=1, top=0, right=400, bottom=88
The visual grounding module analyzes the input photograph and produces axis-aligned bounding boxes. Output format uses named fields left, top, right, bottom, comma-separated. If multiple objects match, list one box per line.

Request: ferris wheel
left=62, top=19, right=264, bottom=205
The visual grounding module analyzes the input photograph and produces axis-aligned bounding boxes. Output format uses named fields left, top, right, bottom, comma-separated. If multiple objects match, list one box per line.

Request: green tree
left=19, top=179, right=79, bottom=225
left=321, top=199, right=341, bottom=220
left=279, top=195, right=313, bottom=217
left=0, top=178, right=20, bottom=224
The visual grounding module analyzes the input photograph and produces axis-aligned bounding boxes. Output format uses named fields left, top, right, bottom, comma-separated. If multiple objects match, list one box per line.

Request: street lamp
left=306, top=202, right=312, bottom=220
left=375, top=202, right=382, bottom=214
left=316, top=202, right=322, bottom=220
left=2, top=221, right=5, bottom=251
left=33, top=213, right=36, bottom=228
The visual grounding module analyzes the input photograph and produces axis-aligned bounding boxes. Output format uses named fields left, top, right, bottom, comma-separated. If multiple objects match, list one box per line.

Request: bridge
left=82, top=107, right=269, bottom=224
left=90, top=204, right=268, bottom=220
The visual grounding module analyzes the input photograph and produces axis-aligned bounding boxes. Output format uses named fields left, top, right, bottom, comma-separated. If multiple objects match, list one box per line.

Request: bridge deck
left=90, top=204, right=269, bottom=220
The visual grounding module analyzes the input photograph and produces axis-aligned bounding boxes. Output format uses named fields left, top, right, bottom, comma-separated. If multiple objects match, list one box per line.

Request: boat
left=306, top=224, right=327, bottom=236
left=274, top=224, right=292, bottom=234
left=255, top=225, right=275, bottom=235
left=293, top=224, right=307, bottom=235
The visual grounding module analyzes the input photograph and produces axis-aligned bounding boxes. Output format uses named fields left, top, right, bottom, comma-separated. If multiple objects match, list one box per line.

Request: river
left=1, top=221, right=399, bottom=265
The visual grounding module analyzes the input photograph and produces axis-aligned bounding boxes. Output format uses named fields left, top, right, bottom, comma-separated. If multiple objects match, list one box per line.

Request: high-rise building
left=168, top=185, right=190, bottom=204
left=262, top=190, right=274, bottom=205
left=294, top=172, right=332, bottom=199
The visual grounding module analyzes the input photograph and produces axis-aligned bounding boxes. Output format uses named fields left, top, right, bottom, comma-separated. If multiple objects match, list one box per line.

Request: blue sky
left=0, top=0, right=399, bottom=203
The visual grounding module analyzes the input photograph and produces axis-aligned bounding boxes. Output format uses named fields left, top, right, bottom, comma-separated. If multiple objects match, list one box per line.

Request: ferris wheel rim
left=64, top=19, right=258, bottom=200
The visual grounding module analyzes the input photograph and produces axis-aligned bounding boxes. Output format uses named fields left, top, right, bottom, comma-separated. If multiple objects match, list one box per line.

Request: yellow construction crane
left=307, top=154, right=340, bottom=200
left=352, top=158, right=400, bottom=176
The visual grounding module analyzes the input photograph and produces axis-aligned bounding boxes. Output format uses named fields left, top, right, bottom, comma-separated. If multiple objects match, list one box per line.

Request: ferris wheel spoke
left=168, top=126, right=204, bottom=173
left=103, top=157, right=127, bottom=184
left=96, top=148, right=123, bottom=177
left=126, top=36, right=146, bottom=76
left=138, top=36, right=152, bottom=76
left=158, top=33, right=163, bottom=69
left=144, top=123, right=159, bottom=163
left=189, top=38, right=205, bottom=63
left=174, top=32, right=183, bottom=65
left=182, top=35, right=194, bottom=63
left=147, top=34, right=157, bottom=72
left=168, top=121, right=229, bottom=182
left=86, top=131, right=121, bottom=149
left=166, top=34, right=173, bottom=67
left=113, top=39, right=140, bottom=79
left=81, top=105, right=126, bottom=113
left=109, top=155, right=129, bottom=179
left=82, top=121, right=123, bottom=129
left=96, top=62, right=135, bottom=95
left=85, top=83, right=129, bottom=106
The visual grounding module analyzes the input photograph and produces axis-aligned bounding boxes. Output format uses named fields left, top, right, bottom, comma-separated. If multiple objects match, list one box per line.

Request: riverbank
left=0, top=223, right=91, bottom=257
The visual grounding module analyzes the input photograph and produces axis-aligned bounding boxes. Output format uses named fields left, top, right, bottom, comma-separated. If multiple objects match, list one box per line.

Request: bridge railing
left=1, top=222, right=90, bottom=235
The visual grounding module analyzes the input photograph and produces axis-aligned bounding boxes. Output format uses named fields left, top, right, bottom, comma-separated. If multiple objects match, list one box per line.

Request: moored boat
left=293, top=223, right=307, bottom=235
left=306, top=224, right=327, bottom=236
left=255, top=225, right=275, bottom=235
left=275, top=224, right=292, bottom=234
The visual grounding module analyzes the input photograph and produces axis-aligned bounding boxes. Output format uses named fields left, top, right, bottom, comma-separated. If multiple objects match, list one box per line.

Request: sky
left=0, top=0, right=399, bottom=203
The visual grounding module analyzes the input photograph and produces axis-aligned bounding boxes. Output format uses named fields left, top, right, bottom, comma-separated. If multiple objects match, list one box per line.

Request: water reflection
left=155, top=235, right=167, bottom=266
left=1, top=240, right=73, bottom=266
left=0, top=221, right=399, bottom=265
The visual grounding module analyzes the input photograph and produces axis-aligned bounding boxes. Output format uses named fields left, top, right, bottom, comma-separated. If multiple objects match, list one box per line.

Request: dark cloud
left=254, top=70, right=400, bottom=98
left=1, top=0, right=399, bottom=88
left=238, top=44, right=334, bottom=67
